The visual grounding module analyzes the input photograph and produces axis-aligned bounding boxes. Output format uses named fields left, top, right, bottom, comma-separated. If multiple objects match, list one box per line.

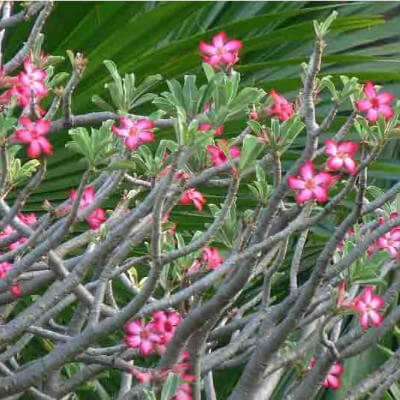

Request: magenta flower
left=11, top=283, right=21, bottom=297
left=180, top=188, right=206, bottom=211
left=308, top=358, right=344, bottom=390
left=112, top=117, right=155, bottom=150
left=324, top=139, right=359, bottom=175
left=18, top=59, right=47, bottom=98
left=202, top=246, right=224, bottom=270
left=287, top=161, right=337, bottom=204
left=0, top=212, right=37, bottom=250
left=267, top=89, right=294, bottom=121
left=353, top=286, right=384, bottom=329
left=0, top=262, right=12, bottom=279
left=70, top=186, right=106, bottom=230
left=124, top=320, right=161, bottom=356
left=199, top=31, right=242, bottom=69
left=355, top=81, right=395, bottom=122
left=206, top=139, right=240, bottom=166
left=14, top=117, right=52, bottom=158
left=129, top=369, right=153, bottom=383
left=378, top=228, right=400, bottom=258
left=152, top=310, right=181, bottom=343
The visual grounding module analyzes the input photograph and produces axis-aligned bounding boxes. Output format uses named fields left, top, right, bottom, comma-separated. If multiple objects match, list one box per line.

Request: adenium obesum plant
left=1, top=8, right=400, bottom=400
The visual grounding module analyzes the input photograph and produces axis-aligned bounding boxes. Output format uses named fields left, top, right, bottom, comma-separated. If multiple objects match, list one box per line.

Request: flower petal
left=364, top=81, right=377, bottom=98
left=366, top=108, right=379, bottom=122
left=324, top=139, right=338, bottom=156
left=287, top=176, right=305, bottom=190
left=355, top=99, right=372, bottom=112
left=295, top=189, right=313, bottom=203
left=369, top=310, right=382, bottom=326
left=313, top=186, right=328, bottom=202
left=343, top=158, right=357, bottom=175
left=377, top=91, right=396, bottom=104
left=327, top=157, right=343, bottom=171
left=299, top=161, right=314, bottom=180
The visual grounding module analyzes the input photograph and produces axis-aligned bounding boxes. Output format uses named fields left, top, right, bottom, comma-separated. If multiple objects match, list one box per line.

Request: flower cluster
left=2, top=58, right=48, bottom=116
left=266, top=89, right=294, bottom=121
left=199, top=31, right=242, bottom=71
left=288, top=138, right=360, bottom=204
left=124, top=310, right=182, bottom=356
left=69, top=186, right=106, bottom=230
left=111, top=117, right=155, bottom=151
left=3, top=57, right=54, bottom=158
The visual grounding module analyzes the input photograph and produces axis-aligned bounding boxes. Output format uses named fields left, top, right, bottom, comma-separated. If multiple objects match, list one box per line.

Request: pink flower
left=172, top=382, right=193, bottom=400
left=307, top=358, right=344, bottom=390
left=378, top=228, right=400, bottom=258
left=353, top=286, right=384, bottom=329
left=70, top=186, right=106, bottom=230
left=180, top=188, right=206, bottom=211
left=11, top=283, right=21, bottom=297
left=202, top=246, right=224, bottom=270
left=324, top=139, right=359, bottom=175
left=287, top=161, right=337, bottom=203
left=18, top=212, right=37, bottom=226
left=14, top=117, right=52, bottom=158
left=199, top=31, right=242, bottom=69
left=206, top=139, right=240, bottom=166
left=355, top=81, right=395, bottom=122
left=124, top=320, right=161, bottom=356
left=152, top=310, right=181, bottom=343
left=267, top=89, right=294, bottom=121
left=199, top=123, right=224, bottom=136
left=112, top=117, right=155, bottom=150
left=0, top=262, right=12, bottom=279
left=129, top=369, right=152, bottom=383
left=18, top=59, right=47, bottom=98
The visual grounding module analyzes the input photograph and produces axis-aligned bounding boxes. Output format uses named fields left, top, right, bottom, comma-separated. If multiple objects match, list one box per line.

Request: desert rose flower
left=124, top=320, right=161, bottom=356
left=353, top=286, right=384, bottom=329
left=202, top=246, right=224, bottom=270
left=355, top=81, right=395, bottom=122
left=112, top=117, right=155, bottom=150
left=307, top=358, right=344, bottom=390
left=70, top=186, right=106, bottom=230
left=287, top=161, right=337, bottom=203
left=199, top=31, right=242, bottom=69
left=180, top=188, right=206, bottom=211
left=377, top=228, right=400, bottom=258
left=14, top=117, right=52, bottom=158
left=18, top=59, right=47, bottom=98
left=129, top=369, right=152, bottom=383
left=206, top=139, right=240, bottom=166
left=10, top=283, right=21, bottom=297
left=266, top=89, right=294, bottom=121
left=152, top=310, right=181, bottom=343
left=324, top=139, right=359, bottom=175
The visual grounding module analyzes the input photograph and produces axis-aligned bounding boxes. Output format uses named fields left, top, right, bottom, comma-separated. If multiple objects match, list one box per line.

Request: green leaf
left=239, top=134, right=264, bottom=172
left=161, top=373, right=179, bottom=400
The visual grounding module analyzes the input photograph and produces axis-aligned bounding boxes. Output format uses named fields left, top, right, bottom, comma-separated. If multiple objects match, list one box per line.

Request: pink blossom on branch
left=307, top=358, right=344, bottom=390
left=324, top=139, right=359, bottom=175
left=355, top=81, right=395, bottom=122
left=14, top=117, right=52, bottom=158
left=111, top=117, right=155, bottom=150
left=70, top=186, right=106, bottom=230
left=124, top=320, right=161, bottom=356
left=199, top=31, right=243, bottom=70
left=202, top=246, right=224, bottom=270
left=287, top=161, right=338, bottom=204
left=353, top=285, right=384, bottom=329
left=266, top=89, right=294, bottom=121
left=18, top=59, right=47, bottom=98
left=152, top=310, right=181, bottom=344
left=180, top=188, right=206, bottom=211
left=206, top=139, right=240, bottom=167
